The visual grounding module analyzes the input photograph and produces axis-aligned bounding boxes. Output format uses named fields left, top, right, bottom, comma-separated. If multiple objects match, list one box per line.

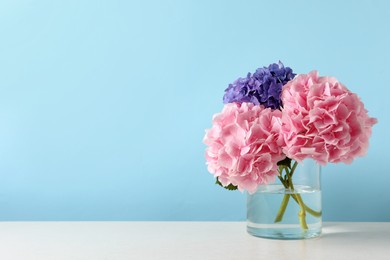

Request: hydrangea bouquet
left=203, top=62, right=377, bottom=232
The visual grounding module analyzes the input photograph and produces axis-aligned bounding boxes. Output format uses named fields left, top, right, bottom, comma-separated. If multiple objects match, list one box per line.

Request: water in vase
left=247, top=184, right=322, bottom=239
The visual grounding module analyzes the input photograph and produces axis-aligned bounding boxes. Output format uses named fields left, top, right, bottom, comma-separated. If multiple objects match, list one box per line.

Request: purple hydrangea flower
left=223, top=62, right=295, bottom=109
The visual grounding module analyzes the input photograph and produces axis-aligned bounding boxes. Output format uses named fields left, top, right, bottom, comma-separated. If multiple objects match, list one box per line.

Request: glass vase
left=246, top=159, right=321, bottom=239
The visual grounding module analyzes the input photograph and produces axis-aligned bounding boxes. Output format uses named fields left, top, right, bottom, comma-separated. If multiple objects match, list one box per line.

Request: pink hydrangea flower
left=203, top=102, right=285, bottom=194
left=281, top=71, right=377, bottom=165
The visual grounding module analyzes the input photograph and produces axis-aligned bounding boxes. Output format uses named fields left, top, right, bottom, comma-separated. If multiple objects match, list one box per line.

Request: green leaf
left=215, top=177, right=238, bottom=191
left=277, top=157, right=292, bottom=168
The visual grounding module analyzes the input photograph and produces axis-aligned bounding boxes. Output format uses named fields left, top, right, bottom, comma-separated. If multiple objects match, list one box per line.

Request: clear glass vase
left=246, top=159, right=321, bottom=239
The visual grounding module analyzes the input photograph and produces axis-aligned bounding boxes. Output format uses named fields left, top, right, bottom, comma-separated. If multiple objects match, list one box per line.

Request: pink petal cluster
left=281, top=71, right=377, bottom=165
left=203, top=102, right=285, bottom=194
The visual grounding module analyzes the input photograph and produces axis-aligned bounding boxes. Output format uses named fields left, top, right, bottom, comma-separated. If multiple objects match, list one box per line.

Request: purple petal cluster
left=223, top=62, right=295, bottom=109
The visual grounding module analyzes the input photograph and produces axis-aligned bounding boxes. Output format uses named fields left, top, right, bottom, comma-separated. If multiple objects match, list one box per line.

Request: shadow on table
left=321, top=222, right=390, bottom=240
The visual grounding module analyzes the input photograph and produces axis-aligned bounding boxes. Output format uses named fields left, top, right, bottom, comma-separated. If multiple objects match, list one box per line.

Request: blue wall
left=0, top=0, right=388, bottom=221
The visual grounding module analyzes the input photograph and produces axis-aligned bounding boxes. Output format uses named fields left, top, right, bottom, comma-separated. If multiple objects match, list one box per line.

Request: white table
left=0, top=222, right=388, bottom=260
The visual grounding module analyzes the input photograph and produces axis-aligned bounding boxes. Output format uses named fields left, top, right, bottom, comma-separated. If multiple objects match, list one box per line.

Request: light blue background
left=0, top=0, right=388, bottom=221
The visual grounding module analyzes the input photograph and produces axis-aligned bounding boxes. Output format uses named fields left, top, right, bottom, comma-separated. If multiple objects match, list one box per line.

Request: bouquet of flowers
left=203, top=62, right=377, bottom=230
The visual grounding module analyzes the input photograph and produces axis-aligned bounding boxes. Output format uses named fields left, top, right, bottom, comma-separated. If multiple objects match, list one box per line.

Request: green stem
left=290, top=161, right=298, bottom=178
left=288, top=178, right=308, bottom=230
left=305, top=204, right=322, bottom=217
left=295, top=193, right=309, bottom=230
left=277, top=175, right=322, bottom=218
left=274, top=160, right=321, bottom=228
left=274, top=193, right=290, bottom=223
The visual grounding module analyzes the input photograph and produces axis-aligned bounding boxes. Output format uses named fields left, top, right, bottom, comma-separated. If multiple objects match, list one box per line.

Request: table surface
left=0, top=221, right=389, bottom=260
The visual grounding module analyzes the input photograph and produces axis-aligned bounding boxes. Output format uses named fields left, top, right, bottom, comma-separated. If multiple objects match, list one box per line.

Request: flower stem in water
left=274, top=161, right=321, bottom=230
left=274, top=194, right=290, bottom=223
